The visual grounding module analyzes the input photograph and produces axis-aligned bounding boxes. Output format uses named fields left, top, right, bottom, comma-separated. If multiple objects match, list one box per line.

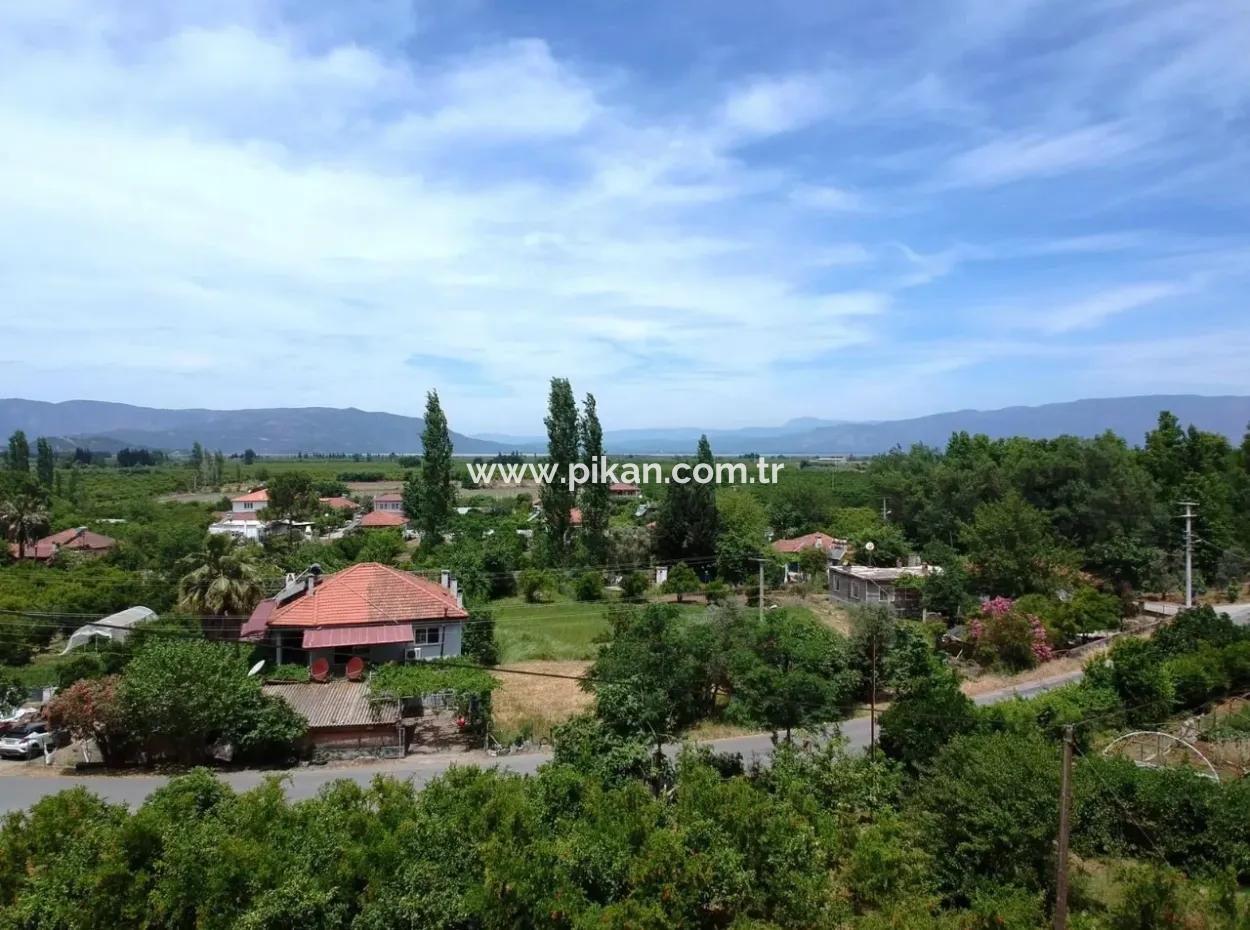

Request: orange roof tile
left=319, top=496, right=359, bottom=510
left=267, top=562, right=467, bottom=628
left=42, top=527, right=116, bottom=551
left=232, top=489, right=269, bottom=503
left=772, top=532, right=845, bottom=554
left=360, top=510, right=408, bottom=528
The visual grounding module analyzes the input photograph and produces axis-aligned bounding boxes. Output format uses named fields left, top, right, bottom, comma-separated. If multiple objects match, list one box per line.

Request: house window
left=878, top=587, right=891, bottom=602
left=414, top=626, right=441, bottom=645
left=833, top=575, right=841, bottom=592
left=850, top=583, right=860, bottom=599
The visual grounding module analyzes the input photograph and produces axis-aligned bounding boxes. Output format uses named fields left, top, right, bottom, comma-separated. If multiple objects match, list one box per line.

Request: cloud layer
left=1, top=0, right=1247, bottom=432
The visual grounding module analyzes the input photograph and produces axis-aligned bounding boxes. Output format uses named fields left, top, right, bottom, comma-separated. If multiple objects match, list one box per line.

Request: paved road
left=0, top=669, right=1084, bottom=814
left=1143, top=601, right=1250, bottom=624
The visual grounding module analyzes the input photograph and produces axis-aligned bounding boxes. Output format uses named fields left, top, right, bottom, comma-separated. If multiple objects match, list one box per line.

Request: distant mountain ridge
left=1, top=395, right=1247, bottom=457
left=0, top=399, right=504, bottom=455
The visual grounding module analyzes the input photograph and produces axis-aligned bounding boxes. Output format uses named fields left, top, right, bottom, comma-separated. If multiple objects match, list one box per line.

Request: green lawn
left=493, top=594, right=705, bottom=663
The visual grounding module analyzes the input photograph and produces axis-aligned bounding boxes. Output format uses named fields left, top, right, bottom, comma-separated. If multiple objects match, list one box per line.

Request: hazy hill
left=1, top=394, right=1247, bottom=457
left=0, top=399, right=505, bottom=455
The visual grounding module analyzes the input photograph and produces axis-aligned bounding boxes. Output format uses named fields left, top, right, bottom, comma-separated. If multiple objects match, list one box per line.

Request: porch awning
left=301, top=624, right=415, bottom=649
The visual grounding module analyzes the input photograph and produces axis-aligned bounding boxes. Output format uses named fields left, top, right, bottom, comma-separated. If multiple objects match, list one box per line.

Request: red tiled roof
left=373, top=492, right=402, bottom=503
left=772, top=532, right=845, bottom=554
left=266, top=562, right=467, bottom=628
left=8, top=542, right=56, bottom=560
left=360, top=510, right=408, bottom=528
left=42, top=527, right=116, bottom=551
left=609, top=482, right=640, bottom=493
left=570, top=507, right=583, bottom=527
left=232, top=489, right=269, bottom=503
left=319, top=496, right=359, bottom=510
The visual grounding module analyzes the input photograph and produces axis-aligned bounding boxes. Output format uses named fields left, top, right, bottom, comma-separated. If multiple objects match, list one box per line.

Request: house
left=8, top=526, right=117, bottom=561
left=231, top=488, right=269, bottom=513
left=240, top=562, right=470, bottom=670
left=373, top=492, right=404, bottom=513
left=208, top=510, right=266, bottom=542
left=261, top=680, right=402, bottom=755
left=828, top=563, right=936, bottom=617
left=360, top=509, right=408, bottom=529
left=609, top=482, right=641, bottom=499
left=772, top=532, right=848, bottom=582
left=319, top=496, right=359, bottom=511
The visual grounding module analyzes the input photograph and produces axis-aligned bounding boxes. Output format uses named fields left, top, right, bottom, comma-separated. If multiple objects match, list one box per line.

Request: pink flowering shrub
left=968, top=596, right=1053, bottom=670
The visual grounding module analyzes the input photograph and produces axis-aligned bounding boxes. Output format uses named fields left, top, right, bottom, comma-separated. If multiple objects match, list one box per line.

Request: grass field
left=494, top=594, right=707, bottom=663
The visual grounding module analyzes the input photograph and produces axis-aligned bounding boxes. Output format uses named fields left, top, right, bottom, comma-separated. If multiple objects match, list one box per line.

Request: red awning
left=301, top=624, right=415, bottom=649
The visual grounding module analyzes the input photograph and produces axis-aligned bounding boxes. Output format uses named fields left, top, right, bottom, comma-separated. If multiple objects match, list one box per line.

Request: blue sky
left=1, top=0, right=1248, bottom=433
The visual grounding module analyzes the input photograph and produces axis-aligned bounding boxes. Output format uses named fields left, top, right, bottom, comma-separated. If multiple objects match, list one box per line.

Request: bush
left=1083, top=637, right=1174, bottom=727
left=1165, top=649, right=1229, bottom=709
left=573, top=571, right=604, bottom=602
left=703, top=580, right=731, bottom=604
left=462, top=610, right=499, bottom=666
left=518, top=568, right=555, bottom=603
left=1153, top=605, right=1248, bottom=658
left=265, top=664, right=310, bottom=682
left=618, top=570, right=650, bottom=601
left=880, top=658, right=977, bottom=770
left=968, top=597, right=1052, bottom=670
left=1221, top=641, right=1250, bottom=689
left=54, top=652, right=108, bottom=689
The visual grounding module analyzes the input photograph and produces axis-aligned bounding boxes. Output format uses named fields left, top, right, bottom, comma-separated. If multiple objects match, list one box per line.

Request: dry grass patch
left=960, top=653, right=1094, bottom=697
left=491, top=660, right=594, bottom=743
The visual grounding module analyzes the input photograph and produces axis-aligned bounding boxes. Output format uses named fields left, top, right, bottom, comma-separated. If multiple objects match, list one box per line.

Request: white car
left=0, top=723, right=56, bottom=759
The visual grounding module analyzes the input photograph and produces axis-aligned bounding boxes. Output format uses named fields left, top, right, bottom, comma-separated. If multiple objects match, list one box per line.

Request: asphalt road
left=0, top=669, right=1084, bottom=814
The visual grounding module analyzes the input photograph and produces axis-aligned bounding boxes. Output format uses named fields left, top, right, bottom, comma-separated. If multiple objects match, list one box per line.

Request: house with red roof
left=8, top=526, right=117, bottom=562
left=771, top=532, right=849, bottom=583
left=608, top=482, right=641, bottom=499
left=319, top=496, right=359, bottom=511
left=373, top=492, right=404, bottom=513
left=241, top=562, right=469, bottom=669
left=360, top=509, right=409, bottom=529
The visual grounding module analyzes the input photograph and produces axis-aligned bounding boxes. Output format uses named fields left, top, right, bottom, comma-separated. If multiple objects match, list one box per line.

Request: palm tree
left=177, top=534, right=267, bottom=616
left=0, top=487, right=50, bottom=559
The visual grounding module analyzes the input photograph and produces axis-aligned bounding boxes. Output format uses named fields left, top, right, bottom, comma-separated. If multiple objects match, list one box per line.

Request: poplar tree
left=7, top=431, right=29, bottom=473
left=418, top=390, right=455, bottom=545
left=540, top=378, right=579, bottom=566
left=35, top=438, right=55, bottom=488
left=655, top=434, right=720, bottom=564
left=578, top=393, right=610, bottom=564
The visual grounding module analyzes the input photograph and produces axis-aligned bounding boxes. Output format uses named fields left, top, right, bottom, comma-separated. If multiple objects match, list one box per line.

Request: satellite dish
left=345, top=656, right=365, bottom=681
left=247, top=660, right=265, bottom=677
left=864, top=541, right=876, bottom=552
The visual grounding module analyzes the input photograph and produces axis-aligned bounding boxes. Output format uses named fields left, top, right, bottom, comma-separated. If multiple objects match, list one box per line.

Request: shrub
left=618, top=570, right=650, bottom=601
left=1165, top=649, right=1228, bottom=709
left=968, top=597, right=1052, bottom=670
left=703, top=580, right=731, bottom=604
left=55, top=652, right=108, bottom=689
left=1221, top=641, right=1250, bottom=689
left=518, top=568, right=555, bottom=603
left=1153, top=605, right=1248, bottom=658
left=462, top=610, right=499, bottom=666
left=573, top=571, right=604, bottom=602
left=265, top=664, right=310, bottom=682
left=1084, top=638, right=1174, bottom=727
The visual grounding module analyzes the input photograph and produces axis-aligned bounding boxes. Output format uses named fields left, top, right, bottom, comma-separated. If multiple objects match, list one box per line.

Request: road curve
left=0, top=669, right=1085, bottom=814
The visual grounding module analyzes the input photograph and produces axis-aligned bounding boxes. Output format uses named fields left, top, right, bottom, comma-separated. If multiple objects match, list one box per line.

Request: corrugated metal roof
left=262, top=680, right=399, bottom=729
left=302, top=624, right=414, bottom=649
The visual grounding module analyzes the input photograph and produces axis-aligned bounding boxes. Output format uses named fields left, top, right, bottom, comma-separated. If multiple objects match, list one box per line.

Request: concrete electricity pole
left=1180, top=501, right=1197, bottom=608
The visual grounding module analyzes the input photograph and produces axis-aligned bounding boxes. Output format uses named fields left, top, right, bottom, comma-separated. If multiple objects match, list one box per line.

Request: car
left=0, top=723, right=55, bottom=760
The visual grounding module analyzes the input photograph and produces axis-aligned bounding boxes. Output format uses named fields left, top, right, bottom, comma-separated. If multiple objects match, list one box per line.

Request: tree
left=265, top=472, right=319, bottom=521
left=920, top=543, right=972, bottom=619
left=1083, top=637, right=1175, bottom=726
left=35, top=438, right=54, bottom=488
left=619, top=570, right=650, bottom=601
left=728, top=608, right=857, bottom=740
left=177, top=534, right=267, bottom=616
left=0, top=478, right=50, bottom=559
left=662, top=561, right=700, bottom=603
left=6, top=430, right=30, bottom=473
left=654, top=435, right=719, bottom=563
left=715, top=488, right=768, bottom=582
left=880, top=656, right=977, bottom=770
left=538, top=378, right=579, bottom=566
left=417, top=389, right=455, bottom=545
left=48, top=676, right=129, bottom=765
left=462, top=609, right=499, bottom=666
left=189, top=441, right=204, bottom=472
left=962, top=491, right=1072, bottom=596
left=577, top=393, right=610, bottom=564
left=242, top=448, right=256, bottom=465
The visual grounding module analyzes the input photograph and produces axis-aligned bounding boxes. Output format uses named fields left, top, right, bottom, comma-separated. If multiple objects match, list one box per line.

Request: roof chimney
left=440, top=569, right=451, bottom=589
left=450, top=577, right=459, bottom=601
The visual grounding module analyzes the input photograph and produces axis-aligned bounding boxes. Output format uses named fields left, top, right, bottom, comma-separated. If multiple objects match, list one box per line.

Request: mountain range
left=1, top=395, right=1247, bottom=457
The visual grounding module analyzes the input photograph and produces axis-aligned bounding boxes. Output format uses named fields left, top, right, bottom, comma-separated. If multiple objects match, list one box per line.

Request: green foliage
left=1152, top=605, right=1248, bottom=658
left=518, top=567, right=557, bottom=602
left=961, top=491, right=1073, bottom=596
left=1083, top=638, right=1175, bottom=726
left=662, top=561, right=700, bottom=602
left=880, top=657, right=977, bottom=771
left=538, top=377, right=579, bottom=566
left=577, top=393, right=611, bottom=564
left=177, top=533, right=267, bottom=615
left=461, top=609, right=499, bottom=666
left=368, top=660, right=498, bottom=700
left=265, top=663, right=311, bottom=682
left=654, top=435, right=719, bottom=563
left=618, top=570, right=650, bottom=601
left=417, top=389, right=455, bottom=544
left=264, top=471, right=319, bottom=520
left=573, top=570, right=604, bottom=601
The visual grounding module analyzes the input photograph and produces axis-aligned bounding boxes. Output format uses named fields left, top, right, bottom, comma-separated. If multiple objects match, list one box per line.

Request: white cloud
left=942, top=123, right=1147, bottom=188
left=1039, top=282, right=1188, bottom=334
left=718, top=73, right=840, bottom=138
left=789, top=184, right=867, bottom=212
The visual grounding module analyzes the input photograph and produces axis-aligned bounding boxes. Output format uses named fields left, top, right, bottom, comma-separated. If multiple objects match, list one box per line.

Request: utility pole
left=1180, top=501, right=1197, bottom=608
left=1054, top=724, right=1074, bottom=930
left=869, top=633, right=878, bottom=759
left=881, top=497, right=890, bottom=522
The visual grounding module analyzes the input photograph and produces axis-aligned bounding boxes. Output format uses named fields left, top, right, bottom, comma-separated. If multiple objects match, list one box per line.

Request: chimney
left=457, top=590, right=464, bottom=608
left=450, top=577, right=459, bottom=601
left=440, top=569, right=451, bottom=589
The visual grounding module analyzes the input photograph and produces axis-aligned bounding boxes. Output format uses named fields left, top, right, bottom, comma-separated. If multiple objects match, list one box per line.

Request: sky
left=1, top=0, right=1248, bottom=434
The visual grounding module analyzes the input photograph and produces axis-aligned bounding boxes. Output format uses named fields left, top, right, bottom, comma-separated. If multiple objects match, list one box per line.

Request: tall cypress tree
left=7, top=431, right=29, bottom=473
left=35, top=438, right=54, bottom=488
left=540, top=378, right=579, bottom=566
left=579, top=393, right=610, bottom=564
left=418, top=390, right=455, bottom=545
left=655, top=434, right=719, bottom=563
left=687, top=434, right=720, bottom=559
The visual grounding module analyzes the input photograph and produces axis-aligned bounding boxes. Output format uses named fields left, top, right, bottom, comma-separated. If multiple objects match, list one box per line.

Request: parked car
left=0, top=722, right=55, bottom=759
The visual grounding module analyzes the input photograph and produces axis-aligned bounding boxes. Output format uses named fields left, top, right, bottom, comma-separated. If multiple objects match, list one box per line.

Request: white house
left=208, top=488, right=270, bottom=540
